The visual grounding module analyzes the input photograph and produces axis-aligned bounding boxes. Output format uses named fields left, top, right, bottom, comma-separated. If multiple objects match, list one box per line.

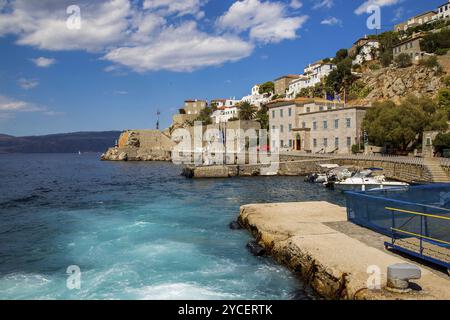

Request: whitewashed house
left=211, top=106, right=239, bottom=124
left=241, top=84, right=272, bottom=108
left=434, top=1, right=450, bottom=20
left=286, top=62, right=336, bottom=99
left=352, top=40, right=380, bottom=65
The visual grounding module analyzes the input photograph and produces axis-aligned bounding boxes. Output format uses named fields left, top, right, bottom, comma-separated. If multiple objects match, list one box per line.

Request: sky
left=0, top=0, right=445, bottom=136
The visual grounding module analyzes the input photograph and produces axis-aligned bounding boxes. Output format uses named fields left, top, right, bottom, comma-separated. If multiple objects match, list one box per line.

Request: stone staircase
left=424, top=158, right=450, bottom=183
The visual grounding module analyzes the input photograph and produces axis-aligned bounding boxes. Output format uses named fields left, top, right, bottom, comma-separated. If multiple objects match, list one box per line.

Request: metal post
left=391, top=209, right=396, bottom=244
left=420, top=215, right=424, bottom=256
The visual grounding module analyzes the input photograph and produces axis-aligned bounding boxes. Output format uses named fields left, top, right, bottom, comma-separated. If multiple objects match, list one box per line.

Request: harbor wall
left=185, top=158, right=432, bottom=183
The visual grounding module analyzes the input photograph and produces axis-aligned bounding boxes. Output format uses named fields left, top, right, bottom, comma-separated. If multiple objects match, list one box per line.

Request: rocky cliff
left=101, top=130, right=175, bottom=161
left=359, top=64, right=445, bottom=105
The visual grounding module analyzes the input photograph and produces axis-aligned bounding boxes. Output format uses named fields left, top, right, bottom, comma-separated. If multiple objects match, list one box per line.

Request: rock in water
left=246, top=241, right=266, bottom=256
left=229, top=221, right=242, bottom=230
left=118, top=152, right=128, bottom=161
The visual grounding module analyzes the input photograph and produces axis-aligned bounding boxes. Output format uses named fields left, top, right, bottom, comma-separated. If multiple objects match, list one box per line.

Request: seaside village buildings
left=268, top=99, right=367, bottom=154
left=170, top=0, right=449, bottom=157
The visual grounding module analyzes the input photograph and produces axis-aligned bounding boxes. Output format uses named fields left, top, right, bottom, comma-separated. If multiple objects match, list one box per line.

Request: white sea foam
left=127, top=283, right=238, bottom=300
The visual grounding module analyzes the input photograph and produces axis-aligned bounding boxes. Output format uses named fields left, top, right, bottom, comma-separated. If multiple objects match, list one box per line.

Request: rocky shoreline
left=101, top=129, right=174, bottom=162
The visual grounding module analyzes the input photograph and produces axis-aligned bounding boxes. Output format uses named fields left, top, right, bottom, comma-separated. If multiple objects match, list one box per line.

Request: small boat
left=78, top=151, right=82, bottom=155
left=334, top=170, right=409, bottom=192
left=305, top=164, right=340, bottom=183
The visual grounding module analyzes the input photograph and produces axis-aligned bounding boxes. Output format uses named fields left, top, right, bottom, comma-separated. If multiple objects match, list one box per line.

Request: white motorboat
left=334, top=171, right=409, bottom=192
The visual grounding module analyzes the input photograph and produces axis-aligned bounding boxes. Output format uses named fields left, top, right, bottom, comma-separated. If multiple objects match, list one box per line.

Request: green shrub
left=442, top=75, right=450, bottom=87
left=436, top=48, right=449, bottom=56
left=351, top=144, right=361, bottom=154
left=419, top=56, right=440, bottom=69
left=395, top=53, right=412, bottom=68
left=369, top=64, right=381, bottom=70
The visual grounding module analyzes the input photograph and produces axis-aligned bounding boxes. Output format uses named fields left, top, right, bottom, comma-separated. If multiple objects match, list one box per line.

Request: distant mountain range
left=0, top=131, right=122, bottom=154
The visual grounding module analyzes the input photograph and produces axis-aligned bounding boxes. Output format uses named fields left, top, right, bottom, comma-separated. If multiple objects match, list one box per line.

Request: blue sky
left=0, top=0, right=444, bottom=136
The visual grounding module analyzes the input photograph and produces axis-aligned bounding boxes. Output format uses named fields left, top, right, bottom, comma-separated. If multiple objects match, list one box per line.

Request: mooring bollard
left=386, top=263, right=421, bottom=293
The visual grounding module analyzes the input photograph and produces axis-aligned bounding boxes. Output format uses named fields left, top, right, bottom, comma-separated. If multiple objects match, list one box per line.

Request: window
left=323, top=121, right=328, bottom=129
left=289, top=124, right=292, bottom=132
left=313, top=122, right=317, bottom=130
left=323, top=138, right=328, bottom=147
left=334, top=119, right=339, bottom=129
left=272, top=125, right=276, bottom=131
left=426, top=138, right=432, bottom=146
left=306, top=107, right=311, bottom=113
left=346, top=118, right=351, bottom=128
left=319, top=105, right=324, bottom=111
left=347, top=137, right=352, bottom=147
left=288, top=108, right=292, bottom=117
left=280, top=140, right=284, bottom=147
left=313, top=139, right=317, bottom=147
left=280, top=125, right=284, bottom=133
left=302, top=122, right=306, bottom=128
left=289, top=140, right=292, bottom=147
left=280, top=109, right=284, bottom=118
left=335, top=137, right=339, bottom=148
left=272, top=110, right=275, bottom=118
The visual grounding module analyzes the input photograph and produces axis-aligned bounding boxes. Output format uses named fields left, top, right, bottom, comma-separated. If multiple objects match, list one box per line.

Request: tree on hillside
left=433, top=132, right=450, bottom=155
left=395, top=53, right=412, bottom=68
left=421, top=29, right=450, bottom=54
left=194, top=107, right=213, bottom=125
left=438, top=88, right=450, bottom=119
left=334, top=48, right=348, bottom=63
left=377, top=31, right=401, bottom=67
left=325, top=57, right=355, bottom=100
left=238, top=102, right=256, bottom=121
left=258, top=82, right=275, bottom=95
left=256, top=104, right=269, bottom=130
left=363, top=96, right=448, bottom=152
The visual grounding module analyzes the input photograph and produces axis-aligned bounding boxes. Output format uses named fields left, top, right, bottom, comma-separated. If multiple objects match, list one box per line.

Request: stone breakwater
left=101, top=130, right=175, bottom=161
left=238, top=202, right=450, bottom=300
left=183, top=156, right=436, bottom=183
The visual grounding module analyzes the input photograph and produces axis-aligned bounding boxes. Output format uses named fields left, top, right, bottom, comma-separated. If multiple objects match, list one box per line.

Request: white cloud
left=104, top=21, right=254, bottom=72
left=18, top=78, right=39, bottom=90
left=290, top=0, right=303, bottom=9
left=31, top=57, right=56, bottom=67
left=321, top=17, right=342, bottom=26
left=143, top=0, right=205, bottom=19
left=392, top=6, right=404, bottom=22
left=354, top=0, right=401, bottom=15
left=0, top=0, right=131, bottom=52
left=0, top=0, right=307, bottom=72
left=0, top=95, right=42, bottom=112
left=217, top=0, right=308, bottom=44
left=312, top=0, right=334, bottom=9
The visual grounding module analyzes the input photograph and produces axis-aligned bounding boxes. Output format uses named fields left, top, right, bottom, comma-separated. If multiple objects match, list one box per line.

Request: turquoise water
left=0, top=154, right=345, bottom=300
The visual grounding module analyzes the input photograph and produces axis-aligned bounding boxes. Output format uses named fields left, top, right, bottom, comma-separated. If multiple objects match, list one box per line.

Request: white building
left=286, top=63, right=336, bottom=99
left=211, top=106, right=239, bottom=124
left=434, top=1, right=450, bottom=20
left=212, top=98, right=239, bottom=108
left=241, top=84, right=272, bottom=108
left=352, top=40, right=380, bottom=65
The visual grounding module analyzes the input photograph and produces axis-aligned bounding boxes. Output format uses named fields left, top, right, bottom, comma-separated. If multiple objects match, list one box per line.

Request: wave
left=126, top=282, right=238, bottom=300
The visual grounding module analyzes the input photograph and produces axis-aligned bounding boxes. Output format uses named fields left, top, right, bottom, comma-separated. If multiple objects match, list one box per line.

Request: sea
left=0, top=153, right=345, bottom=300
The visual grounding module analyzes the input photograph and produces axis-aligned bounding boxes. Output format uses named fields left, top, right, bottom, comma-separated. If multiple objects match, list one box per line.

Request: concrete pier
left=238, top=201, right=450, bottom=300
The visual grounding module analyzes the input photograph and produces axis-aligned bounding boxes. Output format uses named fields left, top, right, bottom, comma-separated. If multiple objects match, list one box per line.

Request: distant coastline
left=0, top=131, right=121, bottom=154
